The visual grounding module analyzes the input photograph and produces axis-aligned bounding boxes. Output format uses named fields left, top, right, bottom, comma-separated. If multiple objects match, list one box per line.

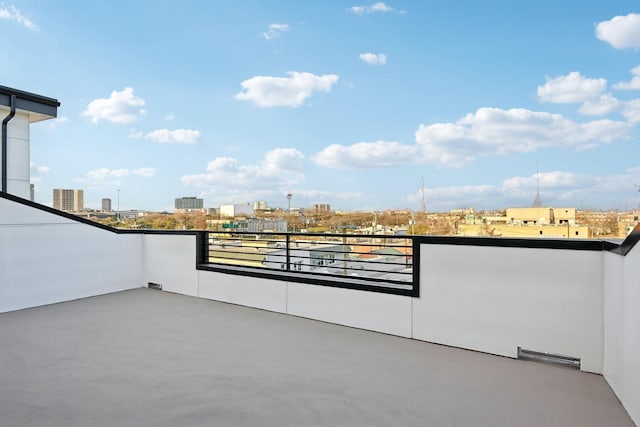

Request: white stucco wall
left=603, top=252, right=624, bottom=396
left=143, top=234, right=199, bottom=296
left=198, top=272, right=287, bottom=313
left=287, top=282, right=413, bottom=337
left=0, top=198, right=144, bottom=313
left=1, top=112, right=31, bottom=199
left=413, top=244, right=604, bottom=373
left=604, top=248, right=640, bottom=426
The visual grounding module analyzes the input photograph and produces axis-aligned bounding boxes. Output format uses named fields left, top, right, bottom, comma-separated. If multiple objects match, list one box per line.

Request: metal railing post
left=286, top=233, right=291, bottom=271
left=195, top=231, right=208, bottom=265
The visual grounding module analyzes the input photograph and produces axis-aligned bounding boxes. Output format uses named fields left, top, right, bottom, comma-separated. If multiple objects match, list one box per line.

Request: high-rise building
left=53, top=189, right=84, bottom=212
left=313, top=203, right=331, bottom=215
left=175, top=196, right=203, bottom=212
left=102, top=198, right=112, bottom=212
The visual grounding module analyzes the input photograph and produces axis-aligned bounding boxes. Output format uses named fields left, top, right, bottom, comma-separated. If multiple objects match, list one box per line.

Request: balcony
left=1, top=191, right=639, bottom=426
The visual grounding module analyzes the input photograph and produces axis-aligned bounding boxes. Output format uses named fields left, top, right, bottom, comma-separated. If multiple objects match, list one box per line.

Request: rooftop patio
left=0, top=288, right=634, bottom=427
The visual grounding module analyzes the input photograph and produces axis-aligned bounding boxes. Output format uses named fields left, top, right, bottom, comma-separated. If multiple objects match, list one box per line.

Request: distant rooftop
left=0, top=289, right=634, bottom=427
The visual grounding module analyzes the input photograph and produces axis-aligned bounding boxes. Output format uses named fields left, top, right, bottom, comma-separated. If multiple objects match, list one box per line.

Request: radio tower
left=420, top=176, right=426, bottom=215
left=532, top=162, right=542, bottom=208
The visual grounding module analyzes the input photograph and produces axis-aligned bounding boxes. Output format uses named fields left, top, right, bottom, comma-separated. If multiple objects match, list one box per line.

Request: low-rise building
left=220, top=203, right=254, bottom=218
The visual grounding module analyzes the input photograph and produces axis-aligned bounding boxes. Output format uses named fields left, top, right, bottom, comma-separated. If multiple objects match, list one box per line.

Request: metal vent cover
left=517, top=347, right=580, bottom=369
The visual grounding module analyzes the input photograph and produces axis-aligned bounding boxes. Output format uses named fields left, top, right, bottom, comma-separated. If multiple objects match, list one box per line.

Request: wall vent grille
left=517, top=347, right=580, bottom=369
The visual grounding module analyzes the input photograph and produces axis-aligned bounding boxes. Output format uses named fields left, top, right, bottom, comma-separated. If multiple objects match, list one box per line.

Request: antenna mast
left=533, top=161, right=542, bottom=207
left=420, top=176, right=426, bottom=215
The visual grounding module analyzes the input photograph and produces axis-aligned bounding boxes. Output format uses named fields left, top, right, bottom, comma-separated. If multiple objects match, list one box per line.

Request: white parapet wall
left=173, top=241, right=607, bottom=374
left=198, top=272, right=287, bottom=313
left=286, top=282, right=412, bottom=338
left=0, top=197, right=144, bottom=313
left=604, top=247, right=640, bottom=425
left=143, top=233, right=199, bottom=296
left=412, top=244, right=605, bottom=374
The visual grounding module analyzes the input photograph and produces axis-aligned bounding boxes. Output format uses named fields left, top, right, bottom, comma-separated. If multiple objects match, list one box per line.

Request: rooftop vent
left=517, top=347, right=580, bottom=369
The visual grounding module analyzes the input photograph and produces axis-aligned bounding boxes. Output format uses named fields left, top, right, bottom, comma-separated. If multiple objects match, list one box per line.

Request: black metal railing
left=198, top=231, right=418, bottom=296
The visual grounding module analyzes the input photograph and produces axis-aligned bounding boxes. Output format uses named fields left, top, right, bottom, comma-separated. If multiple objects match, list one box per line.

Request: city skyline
left=2, top=1, right=640, bottom=211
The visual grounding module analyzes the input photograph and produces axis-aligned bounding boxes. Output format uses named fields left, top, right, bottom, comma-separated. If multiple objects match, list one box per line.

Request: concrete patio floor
left=0, top=288, right=634, bottom=427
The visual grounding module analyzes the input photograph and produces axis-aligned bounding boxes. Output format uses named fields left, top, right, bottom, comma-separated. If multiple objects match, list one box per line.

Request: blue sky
left=2, top=1, right=640, bottom=212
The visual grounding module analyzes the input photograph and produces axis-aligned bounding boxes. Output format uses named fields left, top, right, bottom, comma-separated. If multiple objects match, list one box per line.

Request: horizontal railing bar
left=207, top=230, right=412, bottom=240
left=209, top=251, right=412, bottom=267
left=205, top=262, right=413, bottom=284
left=202, top=230, right=418, bottom=294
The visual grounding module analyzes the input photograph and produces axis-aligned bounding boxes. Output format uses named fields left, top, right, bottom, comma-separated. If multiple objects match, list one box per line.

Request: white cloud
left=87, top=168, right=127, bottom=180
left=404, top=167, right=640, bottom=211
left=405, top=184, right=499, bottom=211
left=235, top=72, right=339, bottom=107
left=46, top=116, right=69, bottom=129
left=182, top=148, right=305, bottom=189
left=164, top=112, right=176, bottom=121
left=132, top=167, right=156, bottom=177
left=350, top=2, right=394, bottom=14
left=502, top=171, right=593, bottom=193
left=596, top=13, right=640, bottom=50
left=578, top=93, right=621, bottom=116
left=536, top=69, right=640, bottom=121
left=428, top=185, right=497, bottom=201
left=613, top=65, right=640, bottom=90
left=415, top=108, right=629, bottom=167
left=82, top=87, right=146, bottom=124
left=498, top=169, right=640, bottom=208
left=30, top=161, right=50, bottom=174
left=314, top=107, right=630, bottom=170
left=86, top=167, right=155, bottom=181
left=262, top=23, right=289, bottom=39
left=537, top=72, right=607, bottom=104
left=359, top=53, right=387, bottom=65
left=145, top=129, right=201, bottom=144
left=129, top=129, right=143, bottom=139
left=622, top=99, right=640, bottom=123
left=0, top=4, right=39, bottom=31
left=313, top=141, right=417, bottom=169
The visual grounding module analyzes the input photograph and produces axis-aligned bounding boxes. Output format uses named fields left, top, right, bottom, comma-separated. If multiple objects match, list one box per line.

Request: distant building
left=175, top=196, right=203, bottom=213
left=53, top=189, right=83, bottom=212
left=253, top=201, right=268, bottom=211
left=30, top=184, right=35, bottom=201
left=459, top=206, right=585, bottom=238
left=237, top=218, right=287, bottom=233
left=506, top=207, right=576, bottom=226
left=220, top=203, right=254, bottom=218
left=313, top=203, right=331, bottom=215
left=102, top=198, right=112, bottom=212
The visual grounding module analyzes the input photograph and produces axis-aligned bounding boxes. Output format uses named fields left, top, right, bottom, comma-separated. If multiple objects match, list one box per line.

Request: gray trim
left=0, top=86, right=60, bottom=118
left=610, top=222, right=640, bottom=256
